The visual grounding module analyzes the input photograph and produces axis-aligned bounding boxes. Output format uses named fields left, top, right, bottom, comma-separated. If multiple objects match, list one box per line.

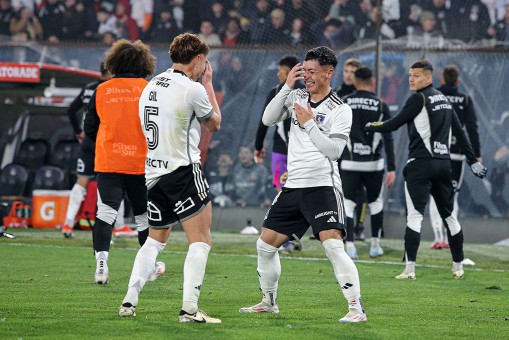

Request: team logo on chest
left=315, top=113, right=326, bottom=125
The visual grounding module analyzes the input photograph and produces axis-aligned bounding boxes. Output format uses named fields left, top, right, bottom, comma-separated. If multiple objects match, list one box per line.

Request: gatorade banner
left=0, top=63, right=40, bottom=83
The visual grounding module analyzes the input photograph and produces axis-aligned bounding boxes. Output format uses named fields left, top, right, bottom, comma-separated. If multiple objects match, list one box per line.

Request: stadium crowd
left=0, top=0, right=508, bottom=47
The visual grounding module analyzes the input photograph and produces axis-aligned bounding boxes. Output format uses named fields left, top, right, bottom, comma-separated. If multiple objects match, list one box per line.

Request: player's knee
left=368, top=198, right=383, bottom=215
left=407, top=212, right=423, bottom=233
left=97, top=204, right=117, bottom=225
left=344, top=199, right=356, bottom=217
left=135, top=213, right=148, bottom=231
left=257, top=238, right=278, bottom=255
left=445, top=216, right=461, bottom=236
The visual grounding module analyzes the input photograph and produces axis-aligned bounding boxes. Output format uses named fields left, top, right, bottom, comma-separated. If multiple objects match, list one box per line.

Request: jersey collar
left=308, top=89, right=333, bottom=108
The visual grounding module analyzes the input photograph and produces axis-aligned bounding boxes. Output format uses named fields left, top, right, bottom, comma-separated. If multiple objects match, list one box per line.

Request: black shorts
left=263, top=186, right=346, bottom=241
left=76, top=136, right=95, bottom=178
left=147, top=163, right=211, bottom=228
left=341, top=170, right=384, bottom=204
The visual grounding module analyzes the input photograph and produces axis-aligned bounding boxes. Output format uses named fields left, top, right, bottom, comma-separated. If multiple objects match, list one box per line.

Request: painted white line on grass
left=2, top=242, right=508, bottom=273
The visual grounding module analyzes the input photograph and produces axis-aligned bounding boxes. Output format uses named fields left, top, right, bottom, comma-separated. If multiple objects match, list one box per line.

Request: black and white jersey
left=437, top=84, right=481, bottom=160
left=138, top=69, right=214, bottom=187
left=263, top=84, right=352, bottom=188
left=67, top=80, right=103, bottom=134
left=341, top=90, right=395, bottom=172
left=366, top=84, right=476, bottom=164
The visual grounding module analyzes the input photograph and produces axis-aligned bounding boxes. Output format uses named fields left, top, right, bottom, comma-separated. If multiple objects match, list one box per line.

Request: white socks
left=322, top=239, right=362, bottom=311
left=182, top=242, right=211, bottom=314
left=65, top=183, right=87, bottom=226
left=256, top=238, right=281, bottom=306
left=370, top=237, right=380, bottom=248
left=123, top=237, right=166, bottom=306
left=404, top=261, right=416, bottom=274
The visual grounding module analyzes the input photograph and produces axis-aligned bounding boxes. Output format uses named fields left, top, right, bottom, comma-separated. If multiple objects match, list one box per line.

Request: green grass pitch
left=1, top=229, right=508, bottom=339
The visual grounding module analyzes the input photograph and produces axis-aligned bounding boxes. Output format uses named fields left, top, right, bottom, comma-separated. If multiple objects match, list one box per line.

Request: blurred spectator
left=248, top=0, right=271, bottom=44
left=0, top=0, right=14, bottom=37
left=448, top=0, right=491, bottom=42
left=95, top=8, right=116, bottom=40
left=289, top=17, right=310, bottom=46
left=222, top=56, right=250, bottom=95
left=37, top=0, right=65, bottom=43
left=101, top=30, right=116, bottom=45
left=358, top=6, right=396, bottom=41
left=130, top=0, right=153, bottom=39
left=487, top=4, right=509, bottom=45
left=379, top=62, right=403, bottom=105
left=356, top=0, right=373, bottom=28
left=170, top=0, right=185, bottom=30
left=199, top=19, right=221, bottom=47
left=150, top=6, right=180, bottom=43
left=222, top=17, right=250, bottom=46
left=489, top=145, right=509, bottom=215
left=285, top=0, right=316, bottom=28
left=231, top=146, right=271, bottom=208
left=9, top=5, right=43, bottom=41
left=423, top=0, right=451, bottom=37
left=327, top=0, right=359, bottom=26
left=207, top=153, right=235, bottom=207
left=114, top=2, right=138, bottom=41
left=205, top=1, right=229, bottom=36
left=318, top=17, right=343, bottom=48
left=410, top=10, right=444, bottom=47
left=402, top=3, right=422, bottom=37
left=61, top=0, right=94, bottom=41
left=260, top=8, right=290, bottom=45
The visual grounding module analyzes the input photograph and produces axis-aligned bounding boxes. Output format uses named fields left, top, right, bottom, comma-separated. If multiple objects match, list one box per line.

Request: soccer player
left=62, top=62, right=111, bottom=238
left=428, top=64, right=482, bottom=250
left=118, top=33, right=222, bottom=323
left=254, top=55, right=304, bottom=253
left=335, top=57, right=368, bottom=243
left=365, top=60, right=487, bottom=280
left=240, top=46, right=367, bottom=323
left=62, top=63, right=135, bottom=239
left=341, top=66, right=396, bottom=259
left=84, top=40, right=156, bottom=284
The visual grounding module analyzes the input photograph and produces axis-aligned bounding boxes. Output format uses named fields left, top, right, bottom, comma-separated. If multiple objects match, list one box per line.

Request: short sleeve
left=188, top=82, right=214, bottom=121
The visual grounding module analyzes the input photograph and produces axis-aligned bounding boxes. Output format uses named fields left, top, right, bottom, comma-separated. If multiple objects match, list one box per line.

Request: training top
left=255, top=81, right=305, bottom=155
left=437, top=84, right=481, bottom=160
left=263, top=84, right=352, bottom=189
left=365, top=84, right=477, bottom=165
left=138, top=69, right=214, bottom=187
left=67, top=79, right=104, bottom=134
left=84, top=74, right=148, bottom=175
left=341, top=90, right=396, bottom=172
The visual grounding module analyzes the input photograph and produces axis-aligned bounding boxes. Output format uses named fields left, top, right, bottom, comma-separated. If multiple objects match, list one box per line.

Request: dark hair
left=410, top=60, right=433, bottom=72
left=278, top=55, right=299, bottom=69
left=442, top=64, right=459, bottom=85
left=354, top=66, right=372, bottom=80
left=170, top=33, right=209, bottom=65
left=103, top=39, right=156, bottom=78
left=304, top=46, right=338, bottom=69
left=99, top=61, right=108, bottom=76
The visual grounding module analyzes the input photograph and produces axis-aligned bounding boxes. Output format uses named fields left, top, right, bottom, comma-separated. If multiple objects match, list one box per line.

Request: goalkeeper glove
left=470, top=162, right=487, bottom=179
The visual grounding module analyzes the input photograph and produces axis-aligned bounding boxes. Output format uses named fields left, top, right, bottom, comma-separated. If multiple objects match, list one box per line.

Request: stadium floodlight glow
left=44, top=77, right=81, bottom=98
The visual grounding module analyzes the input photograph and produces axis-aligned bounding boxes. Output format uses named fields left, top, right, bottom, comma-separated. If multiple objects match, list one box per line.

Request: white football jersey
left=283, top=88, right=352, bottom=188
left=138, top=69, right=213, bottom=186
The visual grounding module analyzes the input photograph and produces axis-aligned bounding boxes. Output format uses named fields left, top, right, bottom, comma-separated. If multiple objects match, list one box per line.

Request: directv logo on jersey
left=353, top=143, right=372, bottom=155
left=428, top=94, right=447, bottom=103
left=433, top=141, right=449, bottom=155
